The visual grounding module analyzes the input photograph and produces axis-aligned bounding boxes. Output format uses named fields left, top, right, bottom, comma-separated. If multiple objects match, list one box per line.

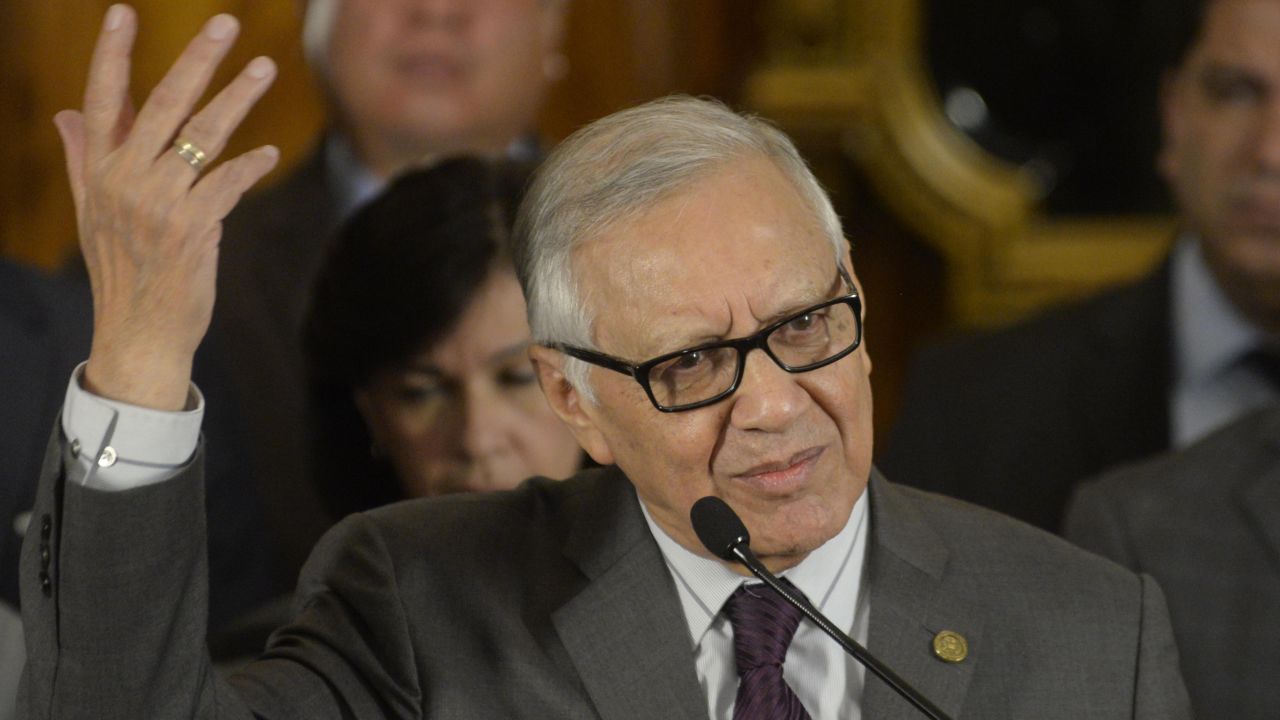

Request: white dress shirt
left=1170, top=235, right=1280, bottom=447
left=324, top=133, right=386, bottom=221
left=324, top=132, right=542, bottom=222
left=641, top=491, right=870, bottom=719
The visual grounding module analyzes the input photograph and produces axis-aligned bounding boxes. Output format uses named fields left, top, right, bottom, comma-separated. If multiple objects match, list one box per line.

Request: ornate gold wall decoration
left=747, top=0, right=1174, bottom=329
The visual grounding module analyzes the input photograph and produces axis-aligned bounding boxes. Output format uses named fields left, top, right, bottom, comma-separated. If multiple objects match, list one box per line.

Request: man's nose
left=728, top=350, right=807, bottom=432
left=405, top=0, right=468, bottom=29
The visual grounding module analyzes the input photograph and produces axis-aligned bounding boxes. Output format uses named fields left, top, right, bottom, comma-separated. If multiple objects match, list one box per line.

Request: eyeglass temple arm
left=553, top=344, right=640, bottom=378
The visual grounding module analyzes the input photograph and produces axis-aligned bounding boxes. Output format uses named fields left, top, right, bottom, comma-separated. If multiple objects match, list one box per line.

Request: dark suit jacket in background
left=880, top=264, right=1172, bottom=532
left=1065, top=404, right=1280, bottom=720
left=0, top=261, right=90, bottom=611
left=214, top=141, right=343, bottom=580
left=19, top=424, right=1191, bottom=719
left=0, top=258, right=277, bottom=630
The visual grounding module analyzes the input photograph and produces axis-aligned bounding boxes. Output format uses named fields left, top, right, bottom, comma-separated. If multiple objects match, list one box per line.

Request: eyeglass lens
left=646, top=299, right=859, bottom=409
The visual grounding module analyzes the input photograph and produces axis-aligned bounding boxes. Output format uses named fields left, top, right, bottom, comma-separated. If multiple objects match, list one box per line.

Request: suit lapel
left=863, top=470, right=983, bottom=720
left=552, top=468, right=707, bottom=720
left=1234, top=412, right=1280, bottom=578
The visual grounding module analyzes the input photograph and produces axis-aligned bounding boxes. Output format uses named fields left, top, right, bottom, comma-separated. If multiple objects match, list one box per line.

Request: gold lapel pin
left=932, top=630, right=968, bottom=663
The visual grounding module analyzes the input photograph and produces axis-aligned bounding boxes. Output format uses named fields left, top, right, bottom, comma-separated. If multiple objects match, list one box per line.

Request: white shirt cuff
left=60, top=362, right=204, bottom=491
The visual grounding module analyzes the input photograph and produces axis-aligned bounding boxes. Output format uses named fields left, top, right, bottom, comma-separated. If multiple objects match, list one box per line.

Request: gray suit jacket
left=1065, top=404, right=1280, bottom=719
left=20, top=428, right=1190, bottom=719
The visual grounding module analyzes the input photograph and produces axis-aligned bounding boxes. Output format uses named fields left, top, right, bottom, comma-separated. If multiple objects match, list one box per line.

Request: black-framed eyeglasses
left=552, top=266, right=863, bottom=412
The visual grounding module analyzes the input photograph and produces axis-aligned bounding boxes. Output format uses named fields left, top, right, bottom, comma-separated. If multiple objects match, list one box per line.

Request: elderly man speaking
left=20, top=6, right=1190, bottom=719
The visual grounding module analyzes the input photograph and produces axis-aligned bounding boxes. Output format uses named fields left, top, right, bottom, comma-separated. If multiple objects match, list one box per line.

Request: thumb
left=53, top=110, right=88, bottom=217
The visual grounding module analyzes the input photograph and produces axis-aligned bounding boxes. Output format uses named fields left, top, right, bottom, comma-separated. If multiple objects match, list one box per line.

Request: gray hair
left=301, top=0, right=338, bottom=74
left=513, top=95, right=846, bottom=399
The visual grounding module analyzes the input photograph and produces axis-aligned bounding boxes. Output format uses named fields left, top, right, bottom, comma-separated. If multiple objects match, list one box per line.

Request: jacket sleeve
left=1064, top=485, right=1192, bottom=718
left=17, top=424, right=257, bottom=719
left=1133, top=575, right=1192, bottom=719
left=16, top=424, right=419, bottom=719
left=1062, top=481, right=1140, bottom=570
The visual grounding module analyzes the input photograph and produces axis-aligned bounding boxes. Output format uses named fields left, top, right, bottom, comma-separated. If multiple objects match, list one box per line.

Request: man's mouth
left=394, top=52, right=465, bottom=86
left=1227, top=187, right=1280, bottom=232
left=731, top=446, right=825, bottom=494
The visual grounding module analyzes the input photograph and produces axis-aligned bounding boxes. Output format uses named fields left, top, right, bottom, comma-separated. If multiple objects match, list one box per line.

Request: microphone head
left=690, top=496, right=750, bottom=561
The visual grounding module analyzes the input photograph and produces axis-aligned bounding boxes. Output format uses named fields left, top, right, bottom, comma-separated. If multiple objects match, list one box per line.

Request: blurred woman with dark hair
left=304, top=156, right=583, bottom=521
left=214, top=157, right=583, bottom=664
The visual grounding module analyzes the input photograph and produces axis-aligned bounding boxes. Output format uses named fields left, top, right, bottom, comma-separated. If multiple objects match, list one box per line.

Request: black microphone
left=690, top=496, right=953, bottom=720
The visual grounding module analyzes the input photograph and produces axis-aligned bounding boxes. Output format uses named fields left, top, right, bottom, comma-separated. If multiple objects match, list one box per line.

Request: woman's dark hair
left=1161, top=0, right=1209, bottom=72
left=304, top=156, right=536, bottom=521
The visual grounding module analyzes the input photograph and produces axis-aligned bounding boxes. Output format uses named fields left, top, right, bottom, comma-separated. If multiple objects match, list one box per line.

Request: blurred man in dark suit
left=215, top=0, right=568, bottom=576
left=883, top=0, right=1280, bottom=532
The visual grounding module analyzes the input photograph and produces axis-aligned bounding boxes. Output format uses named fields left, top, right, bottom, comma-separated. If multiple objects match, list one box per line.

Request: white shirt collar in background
left=1171, top=233, right=1277, bottom=446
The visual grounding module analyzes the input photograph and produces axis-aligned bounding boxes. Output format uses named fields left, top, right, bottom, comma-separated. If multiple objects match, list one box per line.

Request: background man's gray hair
left=513, top=95, right=846, bottom=400
left=301, top=0, right=338, bottom=74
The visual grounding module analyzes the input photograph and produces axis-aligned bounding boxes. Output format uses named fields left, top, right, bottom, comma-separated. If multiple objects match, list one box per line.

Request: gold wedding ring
left=173, top=138, right=208, bottom=172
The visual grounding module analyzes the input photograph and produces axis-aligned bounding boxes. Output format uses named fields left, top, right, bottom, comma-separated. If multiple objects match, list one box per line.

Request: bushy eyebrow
left=647, top=265, right=846, bottom=356
left=755, top=268, right=845, bottom=328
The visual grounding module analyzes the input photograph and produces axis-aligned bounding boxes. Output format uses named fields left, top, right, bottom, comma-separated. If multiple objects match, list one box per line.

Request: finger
left=83, top=4, right=138, bottom=163
left=188, top=145, right=280, bottom=222
left=53, top=110, right=88, bottom=216
left=126, top=13, right=240, bottom=159
left=158, top=56, right=277, bottom=179
left=111, top=96, right=138, bottom=151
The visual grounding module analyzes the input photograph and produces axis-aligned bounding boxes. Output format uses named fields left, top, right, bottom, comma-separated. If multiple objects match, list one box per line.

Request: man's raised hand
left=54, top=5, right=279, bottom=410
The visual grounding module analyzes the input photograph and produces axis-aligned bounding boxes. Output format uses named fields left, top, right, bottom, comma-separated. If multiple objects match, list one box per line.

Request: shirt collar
left=323, top=133, right=541, bottom=223
left=640, top=488, right=870, bottom=649
left=1172, top=232, right=1268, bottom=384
left=324, top=133, right=387, bottom=221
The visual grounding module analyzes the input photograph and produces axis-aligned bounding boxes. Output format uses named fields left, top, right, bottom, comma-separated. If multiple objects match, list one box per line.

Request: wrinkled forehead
left=574, top=157, right=840, bottom=352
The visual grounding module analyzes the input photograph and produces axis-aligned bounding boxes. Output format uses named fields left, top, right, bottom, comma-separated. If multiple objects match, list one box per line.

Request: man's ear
left=529, top=345, right=615, bottom=466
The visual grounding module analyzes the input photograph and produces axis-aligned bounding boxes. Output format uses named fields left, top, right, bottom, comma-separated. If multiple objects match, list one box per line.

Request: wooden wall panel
left=541, top=0, right=762, bottom=140
left=2, top=1, right=760, bottom=271
left=0, top=0, right=325, bottom=269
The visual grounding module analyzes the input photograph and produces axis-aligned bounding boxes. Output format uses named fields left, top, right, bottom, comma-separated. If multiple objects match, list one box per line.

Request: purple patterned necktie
left=723, top=580, right=813, bottom=720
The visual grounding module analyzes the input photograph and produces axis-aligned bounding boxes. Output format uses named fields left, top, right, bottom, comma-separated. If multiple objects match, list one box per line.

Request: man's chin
left=741, top=513, right=843, bottom=570
left=750, top=540, right=822, bottom=573
left=744, top=487, right=857, bottom=573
